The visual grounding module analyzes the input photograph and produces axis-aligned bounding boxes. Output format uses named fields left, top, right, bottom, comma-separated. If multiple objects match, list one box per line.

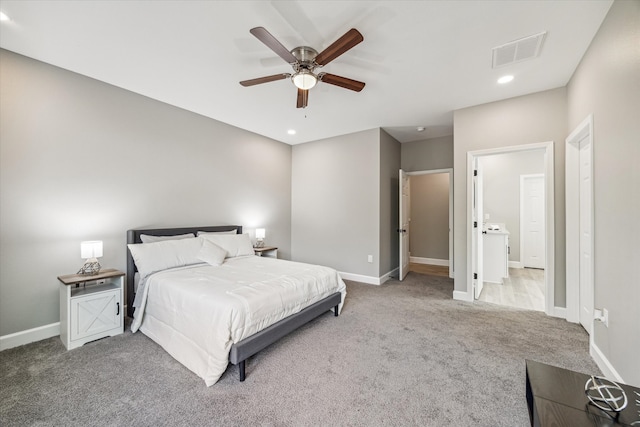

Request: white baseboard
left=590, top=340, right=625, bottom=383
left=410, top=257, right=449, bottom=267
left=339, top=268, right=399, bottom=286
left=339, top=272, right=382, bottom=285
left=508, top=261, right=524, bottom=269
left=453, top=290, right=473, bottom=302
left=550, top=306, right=567, bottom=319
left=0, top=322, right=60, bottom=351
left=380, top=268, right=398, bottom=284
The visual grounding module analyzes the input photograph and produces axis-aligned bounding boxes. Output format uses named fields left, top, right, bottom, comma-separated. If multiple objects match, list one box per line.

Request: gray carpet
left=0, top=272, right=599, bottom=426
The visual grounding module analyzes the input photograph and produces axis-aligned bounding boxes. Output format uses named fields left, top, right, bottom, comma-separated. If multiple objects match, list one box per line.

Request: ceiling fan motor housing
left=291, top=46, right=319, bottom=71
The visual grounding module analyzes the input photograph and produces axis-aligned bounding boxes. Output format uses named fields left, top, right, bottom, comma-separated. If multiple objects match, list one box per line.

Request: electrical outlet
left=367, top=255, right=373, bottom=263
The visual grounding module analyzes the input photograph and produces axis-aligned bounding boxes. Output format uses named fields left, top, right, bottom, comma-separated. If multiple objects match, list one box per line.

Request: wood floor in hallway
left=409, top=263, right=450, bottom=278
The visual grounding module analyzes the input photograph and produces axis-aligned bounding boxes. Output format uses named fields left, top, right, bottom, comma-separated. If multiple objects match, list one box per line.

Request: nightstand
left=254, top=246, right=278, bottom=258
left=57, top=268, right=125, bottom=350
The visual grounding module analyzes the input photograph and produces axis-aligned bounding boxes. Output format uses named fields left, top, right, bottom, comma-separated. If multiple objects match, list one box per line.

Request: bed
left=126, top=225, right=346, bottom=385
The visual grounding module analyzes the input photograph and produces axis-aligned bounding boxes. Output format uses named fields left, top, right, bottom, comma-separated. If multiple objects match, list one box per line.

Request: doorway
left=466, top=142, right=555, bottom=315
left=399, top=168, right=453, bottom=280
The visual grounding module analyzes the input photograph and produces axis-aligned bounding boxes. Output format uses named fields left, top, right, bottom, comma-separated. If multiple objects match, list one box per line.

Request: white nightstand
left=57, top=268, right=124, bottom=350
left=254, top=246, right=278, bottom=258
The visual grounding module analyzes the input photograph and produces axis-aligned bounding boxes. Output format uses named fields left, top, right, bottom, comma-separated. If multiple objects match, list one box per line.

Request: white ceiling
left=0, top=1, right=613, bottom=144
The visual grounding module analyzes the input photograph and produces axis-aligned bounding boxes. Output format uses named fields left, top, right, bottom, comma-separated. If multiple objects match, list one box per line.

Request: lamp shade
left=80, top=241, right=103, bottom=259
left=255, top=229, right=266, bottom=239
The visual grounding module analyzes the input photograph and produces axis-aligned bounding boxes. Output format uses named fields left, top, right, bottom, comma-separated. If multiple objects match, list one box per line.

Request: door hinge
left=474, top=170, right=477, bottom=176
left=473, top=221, right=477, bottom=228
left=473, top=273, right=478, bottom=280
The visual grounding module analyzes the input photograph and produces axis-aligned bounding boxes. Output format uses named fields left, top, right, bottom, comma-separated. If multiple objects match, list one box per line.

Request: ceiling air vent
left=492, top=31, right=547, bottom=68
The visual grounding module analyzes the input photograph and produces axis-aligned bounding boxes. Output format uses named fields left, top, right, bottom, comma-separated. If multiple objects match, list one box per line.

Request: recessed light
left=417, top=127, right=425, bottom=132
left=287, top=129, right=296, bottom=135
left=0, top=12, right=10, bottom=21
left=498, top=75, right=514, bottom=84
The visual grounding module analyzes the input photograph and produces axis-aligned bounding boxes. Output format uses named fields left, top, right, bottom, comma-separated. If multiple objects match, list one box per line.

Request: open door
left=399, top=169, right=410, bottom=280
left=472, top=158, right=484, bottom=299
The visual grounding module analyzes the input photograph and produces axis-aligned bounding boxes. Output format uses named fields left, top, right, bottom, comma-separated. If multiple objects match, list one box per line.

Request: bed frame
left=126, top=225, right=341, bottom=382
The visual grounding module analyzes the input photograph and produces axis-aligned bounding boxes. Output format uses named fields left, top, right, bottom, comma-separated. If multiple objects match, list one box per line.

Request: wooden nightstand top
left=253, top=246, right=277, bottom=253
left=57, top=268, right=125, bottom=286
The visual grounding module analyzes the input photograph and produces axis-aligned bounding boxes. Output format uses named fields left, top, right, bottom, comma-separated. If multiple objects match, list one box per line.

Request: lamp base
left=77, top=260, right=101, bottom=275
left=254, top=240, right=265, bottom=248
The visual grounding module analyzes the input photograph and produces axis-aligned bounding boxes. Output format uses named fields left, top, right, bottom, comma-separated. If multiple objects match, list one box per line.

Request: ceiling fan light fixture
left=292, top=70, right=317, bottom=90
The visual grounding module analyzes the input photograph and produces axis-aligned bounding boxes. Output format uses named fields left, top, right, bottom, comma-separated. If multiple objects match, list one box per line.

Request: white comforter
left=131, top=255, right=346, bottom=386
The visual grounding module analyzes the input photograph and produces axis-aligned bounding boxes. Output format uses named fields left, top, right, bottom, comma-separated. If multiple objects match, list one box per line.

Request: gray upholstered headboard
left=125, top=225, right=242, bottom=317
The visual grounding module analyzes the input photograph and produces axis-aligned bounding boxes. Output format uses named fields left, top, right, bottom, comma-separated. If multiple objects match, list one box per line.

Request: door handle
left=116, top=302, right=120, bottom=316
left=397, top=229, right=407, bottom=233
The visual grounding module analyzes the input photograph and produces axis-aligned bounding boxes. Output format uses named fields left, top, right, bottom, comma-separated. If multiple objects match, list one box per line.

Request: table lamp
left=255, top=229, right=265, bottom=248
left=78, top=240, right=103, bottom=275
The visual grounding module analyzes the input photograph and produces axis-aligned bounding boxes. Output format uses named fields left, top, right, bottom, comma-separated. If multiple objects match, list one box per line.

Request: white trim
left=339, top=268, right=399, bottom=285
left=591, top=340, right=625, bottom=383
left=565, top=114, right=594, bottom=325
left=406, top=168, right=454, bottom=279
left=339, top=272, right=379, bottom=285
left=453, top=290, right=474, bottom=302
left=410, top=256, right=449, bottom=266
left=551, top=306, right=567, bottom=319
left=508, top=261, right=524, bottom=269
left=0, top=322, right=60, bottom=351
left=380, top=268, right=398, bottom=284
left=466, top=142, right=555, bottom=315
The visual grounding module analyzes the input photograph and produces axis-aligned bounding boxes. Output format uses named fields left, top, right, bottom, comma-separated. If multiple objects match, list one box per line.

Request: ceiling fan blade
left=250, top=27, right=298, bottom=64
left=319, top=73, right=365, bottom=92
left=296, top=88, right=309, bottom=108
left=314, top=28, right=364, bottom=66
left=240, top=73, right=290, bottom=87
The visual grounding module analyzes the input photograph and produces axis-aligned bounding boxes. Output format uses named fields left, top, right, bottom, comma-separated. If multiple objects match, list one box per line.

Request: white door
left=522, top=175, right=545, bottom=268
left=579, top=137, right=594, bottom=333
left=399, top=169, right=410, bottom=280
left=473, top=158, right=484, bottom=299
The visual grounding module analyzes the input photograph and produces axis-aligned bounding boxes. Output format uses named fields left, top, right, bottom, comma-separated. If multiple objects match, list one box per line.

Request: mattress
left=131, top=255, right=346, bottom=386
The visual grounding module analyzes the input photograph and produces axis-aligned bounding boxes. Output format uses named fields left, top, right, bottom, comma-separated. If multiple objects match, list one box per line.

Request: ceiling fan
left=240, top=27, right=366, bottom=108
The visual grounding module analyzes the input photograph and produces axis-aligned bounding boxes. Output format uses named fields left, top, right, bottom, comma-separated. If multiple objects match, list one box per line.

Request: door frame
left=565, top=114, right=594, bottom=326
left=405, top=168, right=454, bottom=278
left=520, top=173, right=545, bottom=269
left=466, top=141, right=555, bottom=315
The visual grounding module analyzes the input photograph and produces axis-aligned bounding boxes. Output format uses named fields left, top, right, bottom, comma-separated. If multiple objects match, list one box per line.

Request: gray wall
left=401, top=135, right=453, bottom=172
left=453, top=87, right=568, bottom=306
left=0, top=49, right=292, bottom=337
left=566, top=0, right=640, bottom=386
left=409, top=173, right=450, bottom=260
left=291, top=129, right=380, bottom=277
left=481, top=150, right=545, bottom=262
left=379, top=129, right=401, bottom=276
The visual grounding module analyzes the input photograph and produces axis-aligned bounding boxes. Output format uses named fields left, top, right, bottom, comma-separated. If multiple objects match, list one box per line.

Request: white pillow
left=196, top=230, right=237, bottom=236
left=127, top=237, right=203, bottom=281
left=200, top=233, right=255, bottom=258
left=140, top=233, right=195, bottom=243
left=197, top=240, right=227, bottom=266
